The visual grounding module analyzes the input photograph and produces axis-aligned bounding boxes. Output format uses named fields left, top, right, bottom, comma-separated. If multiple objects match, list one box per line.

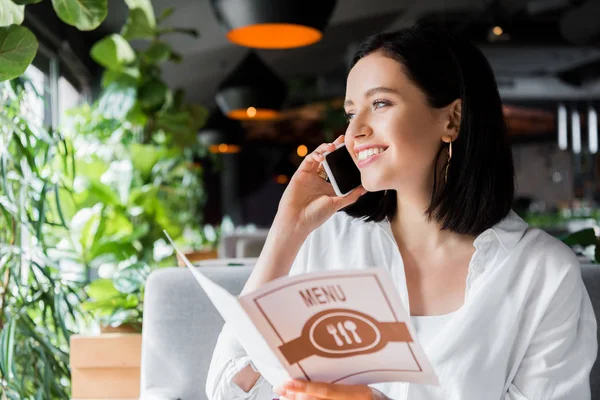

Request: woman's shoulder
left=514, top=224, right=581, bottom=279
left=522, top=228, right=578, bottom=262
left=490, top=210, right=577, bottom=267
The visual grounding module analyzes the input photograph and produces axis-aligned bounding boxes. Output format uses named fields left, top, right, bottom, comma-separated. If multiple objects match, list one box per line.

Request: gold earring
left=444, top=141, right=452, bottom=184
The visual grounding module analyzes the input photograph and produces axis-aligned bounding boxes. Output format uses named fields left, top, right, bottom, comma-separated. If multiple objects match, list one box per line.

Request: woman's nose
left=346, top=119, right=373, bottom=139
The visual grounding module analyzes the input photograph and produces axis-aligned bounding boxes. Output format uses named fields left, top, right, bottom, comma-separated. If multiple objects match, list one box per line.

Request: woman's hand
left=275, top=135, right=366, bottom=237
left=274, top=379, right=388, bottom=400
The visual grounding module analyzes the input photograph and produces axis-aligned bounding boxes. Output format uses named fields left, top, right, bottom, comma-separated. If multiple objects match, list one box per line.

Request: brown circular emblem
left=279, top=308, right=413, bottom=365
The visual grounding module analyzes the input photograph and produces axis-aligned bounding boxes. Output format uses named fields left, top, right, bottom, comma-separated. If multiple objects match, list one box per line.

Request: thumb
left=333, top=186, right=367, bottom=210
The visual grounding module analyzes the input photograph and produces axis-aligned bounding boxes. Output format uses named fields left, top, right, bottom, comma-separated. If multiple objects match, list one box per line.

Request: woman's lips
left=357, top=149, right=386, bottom=168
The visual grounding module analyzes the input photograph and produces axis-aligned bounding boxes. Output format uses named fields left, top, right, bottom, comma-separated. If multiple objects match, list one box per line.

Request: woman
left=206, top=25, right=597, bottom=400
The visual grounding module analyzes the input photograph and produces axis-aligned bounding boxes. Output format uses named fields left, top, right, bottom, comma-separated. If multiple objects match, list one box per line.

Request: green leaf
left=0, top=1, right=24, bottom=26
left=138, top=77, right=167, bottom=112
left=121, top=8, right=155, bottom=40
left=96, top=74, right=137, bottom=119
left=130, top=144, right=171, bottom=180
left=187, top=104, right=209, bottom=131
left=169, top=50, right=182, bottom=63
left=158, top=26, right=198, bottom=38
left=51, top=0, right=107, bottom=30
left=106, top=308, right=140, bottom=327
left=85, top=278, right=120, bottom=300
left=157, top=6, right=174, bottom=23
left=0, top=319, right=16, bottom=381
left=76, top=158, right=109, bottom=183
left=85, top=180, right=121, bottom=206
left=88, top=241, right=137, bottom=264
left=12, top=0, right=43, bottom=4
left=143, top=41, right=171, bottom=63
left=113, top=262, right=149, bottom=293
left=560, top=228, right=597, bottom=247
left=90, top=34, right=136, bottom=70
left=124, top=0, right=155, bottom=25
left=155, top=105, right=208, bottom=147
left=82, top=295, right=138, bottom=314
left=0, top=25, right=38, bottom=82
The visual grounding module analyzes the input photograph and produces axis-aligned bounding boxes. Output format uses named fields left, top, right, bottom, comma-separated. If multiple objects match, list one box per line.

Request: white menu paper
left=166, top=233, right=438, bottom=388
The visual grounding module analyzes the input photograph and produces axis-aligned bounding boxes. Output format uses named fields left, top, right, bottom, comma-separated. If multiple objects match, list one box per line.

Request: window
left=18, top=44, right=89, bottom=128
left=58, top=75, right=83, bottom=124
left=23, top=64, right=47, bottom=127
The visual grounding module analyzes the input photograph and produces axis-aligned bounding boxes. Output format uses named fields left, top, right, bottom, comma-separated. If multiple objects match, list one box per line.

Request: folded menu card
left=166, top=234, right=438, bottom=388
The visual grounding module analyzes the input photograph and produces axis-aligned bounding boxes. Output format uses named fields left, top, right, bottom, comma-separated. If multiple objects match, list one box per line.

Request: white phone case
left=321, top=143, right=355, bottom=198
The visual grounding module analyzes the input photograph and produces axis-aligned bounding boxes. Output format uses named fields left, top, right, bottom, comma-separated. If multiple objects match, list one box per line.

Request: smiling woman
left=206, top=25, right=597, bottom=400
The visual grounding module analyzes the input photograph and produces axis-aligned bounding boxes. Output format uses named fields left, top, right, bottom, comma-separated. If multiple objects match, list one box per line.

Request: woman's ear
left=445, top=99, right=462, bottom=134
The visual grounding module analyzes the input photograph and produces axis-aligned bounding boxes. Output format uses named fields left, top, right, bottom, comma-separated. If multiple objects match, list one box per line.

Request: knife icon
left=337, top=321, right=352, bottom=344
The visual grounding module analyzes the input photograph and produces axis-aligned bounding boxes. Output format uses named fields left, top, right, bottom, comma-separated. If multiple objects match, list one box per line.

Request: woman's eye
left=345, top=112, right=355, bottom=121
left=373, top=100, right=390, bottom=109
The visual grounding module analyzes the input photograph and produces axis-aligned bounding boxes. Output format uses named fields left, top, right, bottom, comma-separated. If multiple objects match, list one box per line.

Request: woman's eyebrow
left=344, top=86, right=401, bottom=107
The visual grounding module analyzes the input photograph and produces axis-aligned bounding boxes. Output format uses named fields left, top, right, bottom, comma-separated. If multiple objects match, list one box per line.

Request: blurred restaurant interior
left=11, top=0, right=600, bottom=247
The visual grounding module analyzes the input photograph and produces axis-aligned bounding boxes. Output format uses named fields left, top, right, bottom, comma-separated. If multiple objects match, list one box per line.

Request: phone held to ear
left=321, top=143, right=362, bottom=197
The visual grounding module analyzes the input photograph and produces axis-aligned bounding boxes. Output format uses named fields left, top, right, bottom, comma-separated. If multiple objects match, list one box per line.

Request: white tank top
left=410, top=311, right=458, bottom=348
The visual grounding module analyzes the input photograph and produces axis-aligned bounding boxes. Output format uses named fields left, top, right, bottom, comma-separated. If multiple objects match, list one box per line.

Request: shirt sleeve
left=205, top=233, right=314, bottom=400
left=506, top=263, right=598, bottom=399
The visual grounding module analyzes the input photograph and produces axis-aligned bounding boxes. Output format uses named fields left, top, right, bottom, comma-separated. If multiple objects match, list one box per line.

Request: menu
left=166, top=234, right=438, bottom=388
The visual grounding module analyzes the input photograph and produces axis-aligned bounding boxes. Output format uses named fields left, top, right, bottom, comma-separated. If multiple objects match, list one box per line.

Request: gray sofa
left=140, top=265, right=600, bottom=400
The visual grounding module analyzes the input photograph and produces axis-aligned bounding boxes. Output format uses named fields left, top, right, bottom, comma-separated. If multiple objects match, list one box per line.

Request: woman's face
left=344, top=52, right=454, bottom=194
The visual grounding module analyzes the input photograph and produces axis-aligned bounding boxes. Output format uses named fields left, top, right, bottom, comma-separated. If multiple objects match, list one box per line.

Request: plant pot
left=70, top=332, right=142, bottom=399
left=176, top=249, right=218, bottom=266
left=100, top=322, right=142, bottom=334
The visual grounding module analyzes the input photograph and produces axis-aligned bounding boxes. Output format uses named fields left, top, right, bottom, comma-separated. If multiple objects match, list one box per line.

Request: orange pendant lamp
left=216, top=52, right=287, bottom=121
left=210, top=0, right=337, bottom=49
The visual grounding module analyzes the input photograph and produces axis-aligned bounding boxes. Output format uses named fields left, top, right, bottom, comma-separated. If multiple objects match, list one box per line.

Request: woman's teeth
left=357, top=147, right=386, bottom=161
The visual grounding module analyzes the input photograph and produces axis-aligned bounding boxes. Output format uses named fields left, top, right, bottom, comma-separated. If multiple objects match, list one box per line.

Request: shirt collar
left=476, top=210, right=529, bottom=252
left=361, top=209, right=528, bottom=252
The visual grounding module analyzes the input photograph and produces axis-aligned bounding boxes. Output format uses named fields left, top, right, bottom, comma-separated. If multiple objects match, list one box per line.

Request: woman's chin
left=361, top=178, right=388, bottom=193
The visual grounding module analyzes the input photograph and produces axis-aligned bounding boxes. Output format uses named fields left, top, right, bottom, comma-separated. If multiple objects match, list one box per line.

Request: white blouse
left=206, top=210, right=597, bottom=400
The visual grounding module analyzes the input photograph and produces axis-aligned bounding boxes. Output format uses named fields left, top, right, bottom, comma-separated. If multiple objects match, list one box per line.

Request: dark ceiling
left=93, top=0, right=600, bottom=106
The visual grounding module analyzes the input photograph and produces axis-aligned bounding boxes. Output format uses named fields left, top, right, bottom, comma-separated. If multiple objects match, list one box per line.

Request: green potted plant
left=0, top=77, right=87, bottom=399
left=59, top=2, right=208, bottom=398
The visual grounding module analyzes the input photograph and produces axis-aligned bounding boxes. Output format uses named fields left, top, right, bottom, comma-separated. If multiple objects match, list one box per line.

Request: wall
left=513, top=142, right=574, bottom=209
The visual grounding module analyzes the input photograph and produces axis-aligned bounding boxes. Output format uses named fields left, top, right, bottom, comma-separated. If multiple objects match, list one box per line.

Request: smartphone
left=321, top=143, right=362, bottom=197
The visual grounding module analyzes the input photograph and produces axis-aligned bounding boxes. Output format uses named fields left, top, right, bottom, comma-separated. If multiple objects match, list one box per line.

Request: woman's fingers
left=277, top=379, right=374, bottom=399
left=333, top=134, right=345, bottom=146
left=332, top=185, right=367, bottom=210
left=299, top=135, right=345, bottom=173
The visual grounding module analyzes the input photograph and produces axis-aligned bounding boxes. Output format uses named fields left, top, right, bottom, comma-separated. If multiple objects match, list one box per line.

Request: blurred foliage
left=0, top=77, right=88, bottom=399
left=59, top=1, right=209, bottom=329
left=1, top=0, right=210, bottom=397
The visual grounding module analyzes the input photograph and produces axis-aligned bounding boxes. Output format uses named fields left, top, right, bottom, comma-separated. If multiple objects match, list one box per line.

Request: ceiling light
left=275, top=174, right=290, bottom=185
left=210, top=0, right=337, bottom=49
left=558, top=103, right=568, bottom=150
left=571, top=107, right=581, bottom=154
left=216, top=52, right=287, bottom=120
left=589, top=105, right=598, bottom=154
left=297, top=145, right=308, bottom=157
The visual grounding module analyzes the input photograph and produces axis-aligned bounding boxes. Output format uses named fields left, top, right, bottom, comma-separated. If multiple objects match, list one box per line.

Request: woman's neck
left=390, top=190, right=473, bottom=254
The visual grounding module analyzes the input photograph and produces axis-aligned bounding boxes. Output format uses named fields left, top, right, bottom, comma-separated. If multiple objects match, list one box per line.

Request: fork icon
left=326, top=324, right=344, bottom=346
